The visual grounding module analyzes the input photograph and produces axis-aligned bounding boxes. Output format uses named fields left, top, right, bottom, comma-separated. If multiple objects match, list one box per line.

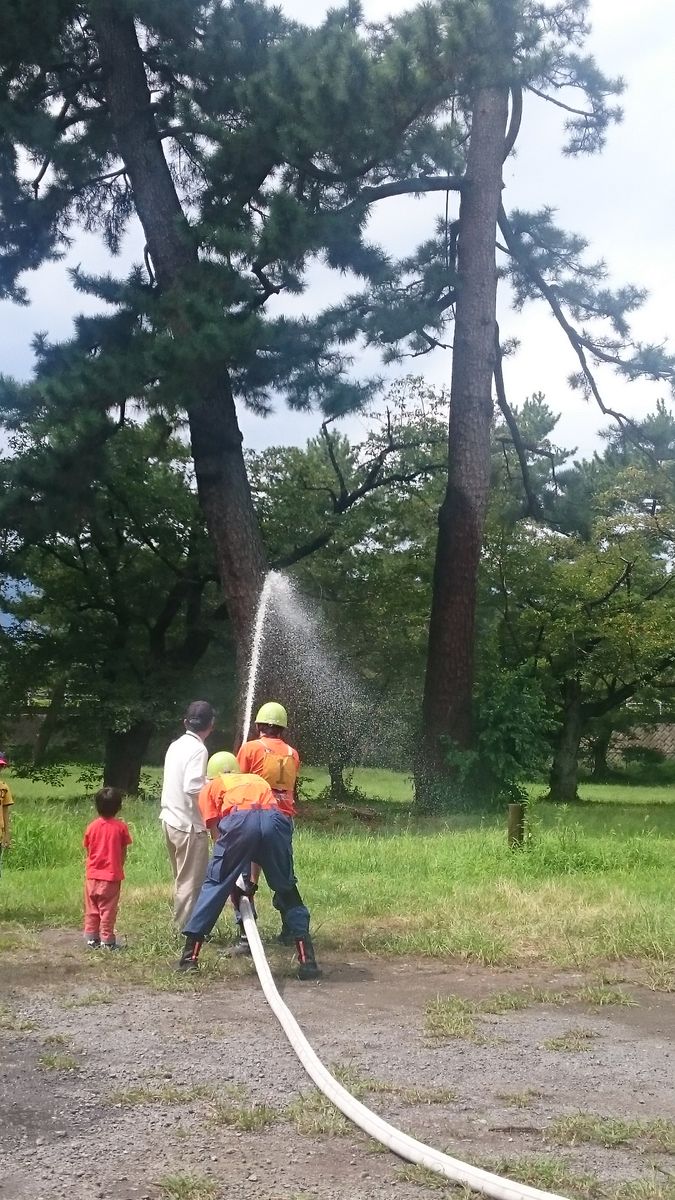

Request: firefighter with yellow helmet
left=179, top=746, right=320, bottom=980
left=237, top=702, right=299, bottom=818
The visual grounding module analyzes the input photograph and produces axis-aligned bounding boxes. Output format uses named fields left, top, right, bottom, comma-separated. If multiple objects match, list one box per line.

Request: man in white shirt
left=160, top=700, right=215, bottom=929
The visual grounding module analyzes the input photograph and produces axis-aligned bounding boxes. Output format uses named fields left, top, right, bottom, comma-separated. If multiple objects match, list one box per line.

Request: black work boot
left=177, top=936, right=202, bottom=972
left=295, top=934, right=322, bottom=981
left=227, top=930, right=252, bottom=958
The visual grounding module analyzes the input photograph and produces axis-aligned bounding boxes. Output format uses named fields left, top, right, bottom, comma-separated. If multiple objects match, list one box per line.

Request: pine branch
left=498, top=204, right=644, bottom=435
left=493, top=325, right=543, bottom=519
left=251, top=264, right=281, bottom=306
left=642, top=574, right=675, bottom=604
left=496, top=540, right=526, bottom=659
left=287, top=93, right=444, bottom=187
left=39, top=542, right=85, bottom=574
left=345, top=175, right=464, bottom=212
left=273, top=459, right=448, bottom=569
left=273, top=530, right=336, bottom=568
left=503, top=86, right=523, bottom=162
left=149, top=579, right=193, bottom=658
left=32, top=98, right=70, bottom=197
left=72, top=167, right=127, bottom=195
left=61, top=104, right=107, bottom=129
left=418, top=330, right=453, bottom=352
left=104, top=480, right=187, bottom=575
left=525, top=84, right=595, bottom=118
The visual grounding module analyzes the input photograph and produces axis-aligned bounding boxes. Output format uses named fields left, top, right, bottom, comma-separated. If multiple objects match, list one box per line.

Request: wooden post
left=507, top=803, right=525, bottom=848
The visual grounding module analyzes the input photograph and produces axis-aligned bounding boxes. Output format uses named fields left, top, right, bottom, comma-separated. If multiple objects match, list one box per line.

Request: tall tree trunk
left=590, top=726, right=613, bottom=781
left=548, top=680, right=584, bottom=803
left=328, top=759, right=350, bottom=805
left=90, top=3, right=267, bottom=682
left=103, top=721, right=155, bottom=794
left=420, top=87, right=509, bottom=776
left=32, top=677, right=67, bottom=765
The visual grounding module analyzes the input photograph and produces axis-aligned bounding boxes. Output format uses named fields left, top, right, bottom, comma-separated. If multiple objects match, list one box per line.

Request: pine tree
left=3, top=1, right=673, bottom=784
left=0, top=0, right=479, bottom=690
left=318, top=0, right=674, bottom=795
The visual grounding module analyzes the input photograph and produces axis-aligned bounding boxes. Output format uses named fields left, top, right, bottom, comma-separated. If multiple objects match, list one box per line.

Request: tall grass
left=1, top=769, right=673, bottom=968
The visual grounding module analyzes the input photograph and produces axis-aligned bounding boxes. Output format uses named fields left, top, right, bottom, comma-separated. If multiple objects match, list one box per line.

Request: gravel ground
left=0, top=935, right=673, bottom=1200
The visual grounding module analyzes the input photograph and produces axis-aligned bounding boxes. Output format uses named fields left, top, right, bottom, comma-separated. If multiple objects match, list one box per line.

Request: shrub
left=421, top=668, right=553, bottom=812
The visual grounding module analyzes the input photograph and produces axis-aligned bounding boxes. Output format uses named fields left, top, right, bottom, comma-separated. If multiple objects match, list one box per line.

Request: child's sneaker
left=85, top=937, right=100, bottom=950
left=100, top=939, right=123, bottom=951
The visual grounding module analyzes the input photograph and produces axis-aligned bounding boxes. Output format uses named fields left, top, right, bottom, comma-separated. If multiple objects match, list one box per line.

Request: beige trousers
left=163, top=823, right=210, bottom=931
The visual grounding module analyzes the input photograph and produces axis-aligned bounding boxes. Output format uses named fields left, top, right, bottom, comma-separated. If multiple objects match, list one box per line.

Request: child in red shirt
left=83, top=787, right=132, bottom=950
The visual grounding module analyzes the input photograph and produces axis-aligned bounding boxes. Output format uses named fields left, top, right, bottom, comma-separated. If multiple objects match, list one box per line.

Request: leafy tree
left=0, top=374, right=448, bottom=787
left=0, top=416, right=227, bottom=790
left=248, top=378, right=448, bottom=781
left=484, top=417, right=675, bottom=802
left=320, top=1, right=673, bottom=791
left=0, top=0, right=488, bottom=694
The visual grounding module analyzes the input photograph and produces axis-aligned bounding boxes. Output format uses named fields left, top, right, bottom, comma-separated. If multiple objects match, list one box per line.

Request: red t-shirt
left=83, top=817, right=132, bottom=882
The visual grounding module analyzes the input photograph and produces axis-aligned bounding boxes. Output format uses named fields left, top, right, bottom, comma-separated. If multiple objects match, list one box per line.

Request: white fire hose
left=238, top=897, right=569, bottom=1200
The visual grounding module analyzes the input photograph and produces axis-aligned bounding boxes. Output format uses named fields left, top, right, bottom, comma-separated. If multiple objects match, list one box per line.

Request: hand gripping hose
left=238, top=898, right=569, bottom=1200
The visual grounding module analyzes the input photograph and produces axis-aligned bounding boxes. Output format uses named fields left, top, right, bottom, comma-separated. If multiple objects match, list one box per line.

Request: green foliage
left=473, top=665, right=553, bottom=801
left=435, top=666, right=552, bottom=809
left=0, top=0, right=671, bottom=784
left=482, top=403, right=675, bottom=800
left=0, top=415, right=232, bottom=757
left=8, top=759, right=70, bottom=788
left=247, top=377, right=446, bottom=762
left=0, top=0, right=639, bottom=438
left=0, top=0, right=477, bottom=422
left=623, top=747, right=666, bottom=769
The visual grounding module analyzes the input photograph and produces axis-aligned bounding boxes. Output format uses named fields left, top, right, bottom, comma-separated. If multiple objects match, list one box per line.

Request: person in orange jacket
left=178, top=753, right=320, bottom=980
left=237, top=701, right=301, bottom=945
left=237, top=702, right=299, bottom=817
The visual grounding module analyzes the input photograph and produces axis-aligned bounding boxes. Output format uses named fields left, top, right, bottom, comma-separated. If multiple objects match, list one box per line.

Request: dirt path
left=0, top=934, right=673, bottom=1200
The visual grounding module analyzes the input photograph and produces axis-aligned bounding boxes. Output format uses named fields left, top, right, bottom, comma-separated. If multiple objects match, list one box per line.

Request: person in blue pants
left=178, top=766, right=320, bottom=981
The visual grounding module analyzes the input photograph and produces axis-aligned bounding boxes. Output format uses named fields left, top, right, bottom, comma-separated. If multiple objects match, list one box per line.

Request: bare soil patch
left=0, top=932, right=673, bottom=1200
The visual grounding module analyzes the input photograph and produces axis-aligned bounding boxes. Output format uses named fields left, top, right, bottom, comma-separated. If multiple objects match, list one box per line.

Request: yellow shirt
left=0, top=780, right=13, bottom=838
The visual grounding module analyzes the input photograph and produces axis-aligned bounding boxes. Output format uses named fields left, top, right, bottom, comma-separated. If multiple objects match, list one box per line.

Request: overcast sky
left=1, top=0, right=673, bottom=458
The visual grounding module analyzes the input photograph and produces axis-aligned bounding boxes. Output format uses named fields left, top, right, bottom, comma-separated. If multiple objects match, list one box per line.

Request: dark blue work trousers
left=183, top=807, right=310, bottom=939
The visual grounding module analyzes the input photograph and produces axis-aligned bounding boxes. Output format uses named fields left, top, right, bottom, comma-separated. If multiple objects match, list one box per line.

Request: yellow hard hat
left=207, top=751, right=238, bottom=778
left=255, top=702, right=288, bottom=728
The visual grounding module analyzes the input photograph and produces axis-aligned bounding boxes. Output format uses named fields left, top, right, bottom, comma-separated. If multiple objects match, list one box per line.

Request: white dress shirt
left=159, top=731, right=208, bottom=832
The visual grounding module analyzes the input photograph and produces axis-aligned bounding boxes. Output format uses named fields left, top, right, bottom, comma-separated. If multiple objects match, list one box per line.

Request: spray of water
left=241, top=571, right=277, bottom=745
left=240, top=570, right=406, bottom=770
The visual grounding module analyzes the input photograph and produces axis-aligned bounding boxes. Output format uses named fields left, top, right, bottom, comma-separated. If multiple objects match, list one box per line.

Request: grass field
left=1, top=765, right=674, bottom=971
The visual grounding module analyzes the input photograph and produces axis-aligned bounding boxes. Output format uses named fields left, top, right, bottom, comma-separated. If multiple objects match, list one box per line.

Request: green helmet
left=255, top=701, right=288, bottom=728
left=207, top=751, right=239, bottom=779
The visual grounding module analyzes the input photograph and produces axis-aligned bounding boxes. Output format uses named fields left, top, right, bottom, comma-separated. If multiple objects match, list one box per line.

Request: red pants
left=84, top=878, right=121, bottom=943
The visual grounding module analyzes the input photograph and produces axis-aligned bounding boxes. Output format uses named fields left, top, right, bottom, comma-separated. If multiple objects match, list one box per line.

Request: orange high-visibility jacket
left=198, top=773, right=278, bottom=826
left=236, top=736, right=299, bottom=816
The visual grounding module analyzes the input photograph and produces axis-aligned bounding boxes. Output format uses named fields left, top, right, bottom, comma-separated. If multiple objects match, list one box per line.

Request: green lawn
left=1, top=766, right=673, bottom=970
